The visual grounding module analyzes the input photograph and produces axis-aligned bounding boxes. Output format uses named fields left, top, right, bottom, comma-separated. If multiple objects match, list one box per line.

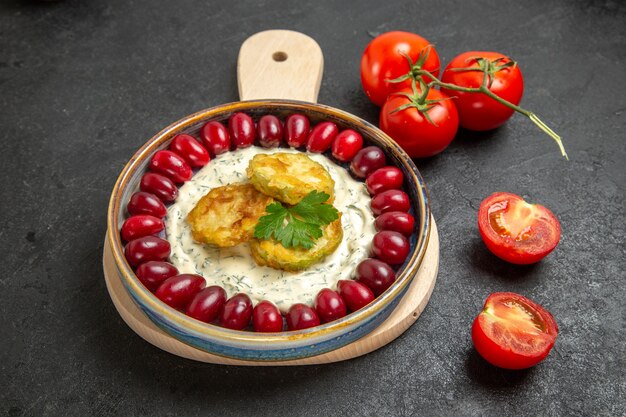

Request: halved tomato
left=472, top=292, right=558, bottom=369
left=478, top=192, right=560, bottom=264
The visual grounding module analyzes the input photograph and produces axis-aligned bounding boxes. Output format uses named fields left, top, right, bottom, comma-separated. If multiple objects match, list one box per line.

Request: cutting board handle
left=237, top=30, right=323, bottom=103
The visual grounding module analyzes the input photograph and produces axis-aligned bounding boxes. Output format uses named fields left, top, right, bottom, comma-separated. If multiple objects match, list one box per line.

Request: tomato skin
left=127, top=191, right=167, bottom=218
left=186, top=286, right=227, bottom=323
left=472, top=292, right=558, bottom=370
left=121, top=215, right=164, bottom=241
left=361, top=31, right=441, bottom=106
left=366, top=166, right=404, bottom=195
left=252, top=300, right=284, bottom=332
left=284, top=114, right=310, bottom=148
left=307, top=121, right=339, bottom=153
left=169, top=134, right=210, bottom=167
left=140, top=173, right=178, bottom=203
left=257, top=115, right=283, bottom=148
left=149, top=150, right=193, bottom=183
left=478, top=192, right=561, bottom=264
left=441, top=51, right=524, bottom=131
left=220, top=293, right=253, bottom=330
left=331, top=129, right=363, bottom=162
left=199, top=121, right=231, bottom=155
left=229, top=112, right=255, bottom=149
left=380, top=87, right=459, bottom=158
left=155, top=274, right=206, bottom=310
left=374, top=211, right=415, bottom=236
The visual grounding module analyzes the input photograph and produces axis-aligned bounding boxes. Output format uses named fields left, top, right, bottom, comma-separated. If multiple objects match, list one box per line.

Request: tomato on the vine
left=379, top=85, right=459, bottom=158
left=361, top=31, right=440, bottom=107
left=441, top=51, right=524, bottom=131
left=472, top=292, right=558, bottom=370
left=478, top=192, right=560, bottom=264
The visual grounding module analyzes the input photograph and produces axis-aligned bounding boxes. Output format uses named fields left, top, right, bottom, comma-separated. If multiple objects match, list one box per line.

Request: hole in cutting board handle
left=272, top=51, right=288, bottom=62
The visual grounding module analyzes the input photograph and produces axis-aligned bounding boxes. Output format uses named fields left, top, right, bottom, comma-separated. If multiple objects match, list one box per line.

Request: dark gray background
left=1, top=0, right=624, bottom=416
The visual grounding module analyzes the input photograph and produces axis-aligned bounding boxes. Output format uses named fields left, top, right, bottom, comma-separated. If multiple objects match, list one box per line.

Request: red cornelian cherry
left=140, top=172, right=178, bottom=203
left=199, top=121, right=231, bottom=155
left=350, top=146, right=386, bottom=178
left=337, top=280, right=375, bottom=312
left=371, top=189, right=410, bottom=215
left=186, top=286, right=227, bottom=323
left=155, top=274, right=206, bottom=310
left=306, top=121, right=339, bottom=153
left=366, top=166, right=404, bottom=195
left=149, top=150, right=192, bottom=183
left=257, top=115, right=283, bottom=148
left=286, top=303, right=320, bottom=330
left=284, top=114, right=310, bottom=148
left=135, top=261, right=178, bottom=292
left=124, top=236, right=171, bottom=267
left=356, top=259, right=396, bottom=296
left=314, top=289, right=347, bottom=323
left=169, top=134, right=210, bottom=167
left=220, top=293, right=253, bottom=330
left=229, top=112, right=255, bottom=149
left=127, top=191, right=167, bottom=218
left=331, top=129, right=363, bottom=162
left=121, top=215, right=164, bottom=242
left=252, top=300, right=284, bottom=332
left=374, top=211, right=415, bottom=236
left=372, top=231, right=410, bottom=265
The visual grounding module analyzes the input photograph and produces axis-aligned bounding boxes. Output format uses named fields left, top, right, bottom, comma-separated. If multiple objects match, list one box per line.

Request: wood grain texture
left=102, top=217, right=439, bottom=365
left=238, top=30, right=323, bottom=102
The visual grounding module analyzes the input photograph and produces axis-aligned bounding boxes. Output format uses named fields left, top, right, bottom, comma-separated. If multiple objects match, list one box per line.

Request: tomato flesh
left=478, top=192, right=560, bottom=264
left=472, top=292, right=558, bottom=370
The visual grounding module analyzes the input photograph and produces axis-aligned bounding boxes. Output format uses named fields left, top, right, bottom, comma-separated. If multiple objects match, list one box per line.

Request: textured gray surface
left=1, top=0, right=624, bottom=416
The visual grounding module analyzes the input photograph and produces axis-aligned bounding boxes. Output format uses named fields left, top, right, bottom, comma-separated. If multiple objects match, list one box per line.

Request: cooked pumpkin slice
left=187, top=183, right=274, bottom=247
left=250, top=215, right=343, bottom=271
left=246, top=152, right=335, bottom=205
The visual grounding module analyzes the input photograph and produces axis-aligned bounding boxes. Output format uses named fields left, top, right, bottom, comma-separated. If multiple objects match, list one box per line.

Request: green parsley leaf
left=253, top=191, right=339, bottom=249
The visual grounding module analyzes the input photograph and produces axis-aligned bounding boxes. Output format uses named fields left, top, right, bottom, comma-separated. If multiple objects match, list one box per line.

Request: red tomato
left=199, top=121, right=231, bottom=155
left=441, top=52, right=524, bottom=131
left=472, top=292, right=558, bottom=370
left=252, top=300, right=284, bottom=332
left=478, top=192, right=561, bottom=264
left=149, top=150, right=192, bottom=183
left=169, top=134, right=210, bottom=167
left=307, top=121, right=338, bottom=153
left=380, top=86, right=459, bottom=158
left=331, top=129, right=363, bottom=162
left=361, top=31, right=441, bottom=106
left=229, top=112, right=255, bottom=149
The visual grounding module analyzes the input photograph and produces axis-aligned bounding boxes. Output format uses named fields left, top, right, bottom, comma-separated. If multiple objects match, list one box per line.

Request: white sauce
left=165, top=146, right=375, bottom=312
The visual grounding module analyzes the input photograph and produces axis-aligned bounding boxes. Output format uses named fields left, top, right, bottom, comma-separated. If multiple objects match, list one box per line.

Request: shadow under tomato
left=467, top=236, right=540, bottom=282
left=465, top=347, right=534, bottom=388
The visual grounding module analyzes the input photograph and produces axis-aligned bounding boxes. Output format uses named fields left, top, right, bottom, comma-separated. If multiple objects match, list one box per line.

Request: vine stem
left=415, top=67, right=568, bottom=160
